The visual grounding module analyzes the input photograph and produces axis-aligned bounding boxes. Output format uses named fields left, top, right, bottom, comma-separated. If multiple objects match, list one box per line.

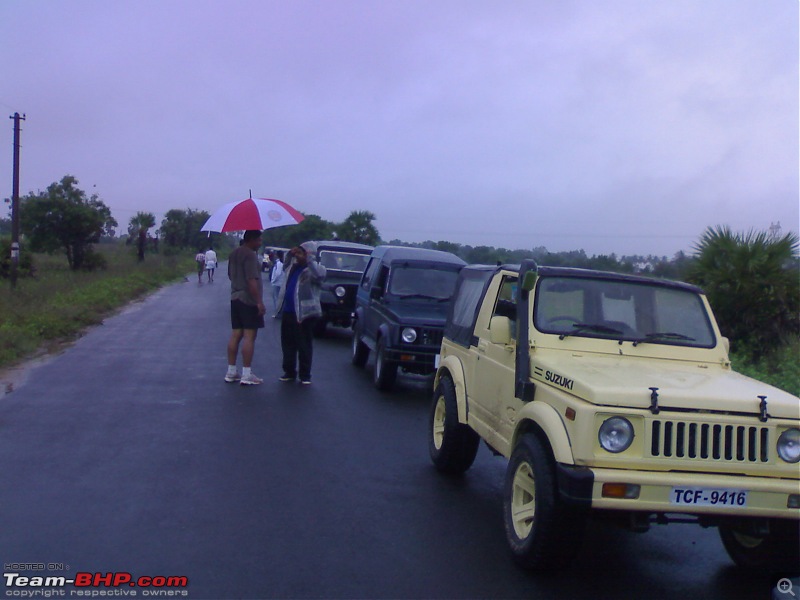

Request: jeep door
left=471, top=274, right=519, bottom=453
left=364, top=263, right=390, bottom=344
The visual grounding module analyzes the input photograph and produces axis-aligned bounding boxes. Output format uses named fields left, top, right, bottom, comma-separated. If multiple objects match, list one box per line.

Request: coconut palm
left=690, top=225, right=799, bottom=359
left=129, top=211, right=156, bottom=261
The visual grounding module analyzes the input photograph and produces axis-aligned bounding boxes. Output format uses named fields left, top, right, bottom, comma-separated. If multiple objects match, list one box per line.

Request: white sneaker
left=240, top=373, right=263, bottom=386
left=224, top=372, right=241, bottom=383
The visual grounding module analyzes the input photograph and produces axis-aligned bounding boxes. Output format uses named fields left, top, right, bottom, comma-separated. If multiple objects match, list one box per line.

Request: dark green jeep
left=313, top=240, right=374, bottom=336
left=351, top=246, right=465, bottom=390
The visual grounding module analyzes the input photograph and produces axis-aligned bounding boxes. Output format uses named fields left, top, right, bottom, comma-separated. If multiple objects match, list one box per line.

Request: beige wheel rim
left=511, top=461, right=536, bottom=539
left=731, top=530, right=764, bottom=549
left=432, top=395, right=446, bottom=450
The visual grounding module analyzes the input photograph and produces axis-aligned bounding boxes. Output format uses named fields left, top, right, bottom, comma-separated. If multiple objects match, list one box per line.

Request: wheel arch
left=434, top=357, right=468, bottom=423
left=513, top=402, right=574, bottom=465
left=376, top=322, right=392, bottom=345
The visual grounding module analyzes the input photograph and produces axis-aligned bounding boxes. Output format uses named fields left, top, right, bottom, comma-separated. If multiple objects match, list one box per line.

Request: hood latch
left=649, top=387, right=660, bottom=415
left=758, top=396, right=769, bottom=423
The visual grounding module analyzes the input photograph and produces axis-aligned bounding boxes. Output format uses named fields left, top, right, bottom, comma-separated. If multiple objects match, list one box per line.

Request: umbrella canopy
left=201, top=198, right=305, bottom=232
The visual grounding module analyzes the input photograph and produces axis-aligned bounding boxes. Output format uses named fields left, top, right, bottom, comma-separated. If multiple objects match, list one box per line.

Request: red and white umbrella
left=200, top=198, right=305, bottom=232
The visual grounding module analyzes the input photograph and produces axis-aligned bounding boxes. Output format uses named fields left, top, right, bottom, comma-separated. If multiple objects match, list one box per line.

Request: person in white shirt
left=204, top=246, right=218, bottom=283
left=270, top=251, right=285, bottom=317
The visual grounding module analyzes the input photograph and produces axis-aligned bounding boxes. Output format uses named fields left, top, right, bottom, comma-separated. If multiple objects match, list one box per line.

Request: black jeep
left=313, top=240, right=374, bottom=336
left=351, top=246, right=466, bottom=390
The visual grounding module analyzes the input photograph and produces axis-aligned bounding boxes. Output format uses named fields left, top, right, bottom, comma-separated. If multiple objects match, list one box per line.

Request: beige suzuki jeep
left=429, top=260, right=799, bottom=571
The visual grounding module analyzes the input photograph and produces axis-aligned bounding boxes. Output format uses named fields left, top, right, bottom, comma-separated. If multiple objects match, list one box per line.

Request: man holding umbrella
left=225, top=229, right=266, bottom=385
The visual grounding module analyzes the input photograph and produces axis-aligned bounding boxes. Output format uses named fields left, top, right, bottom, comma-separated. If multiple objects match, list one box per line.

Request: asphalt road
left=0, top=270, right=781, bottom=599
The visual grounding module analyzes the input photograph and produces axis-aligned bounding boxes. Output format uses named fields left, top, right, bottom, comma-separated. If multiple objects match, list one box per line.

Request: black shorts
left=230, top=300, right=264, bottom=330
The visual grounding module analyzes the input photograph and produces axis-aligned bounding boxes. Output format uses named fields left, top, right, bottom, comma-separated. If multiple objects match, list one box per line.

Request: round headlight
left=598, top=417, right=634, bottom=453
left=777, top=428, right=800, bottom=464
left=334, top=285, right=346, bottom=298
left=401, top=328, right=417, bottom=343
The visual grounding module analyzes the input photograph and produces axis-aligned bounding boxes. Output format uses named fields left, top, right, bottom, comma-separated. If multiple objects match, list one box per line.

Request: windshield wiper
left=396, top=293, right=439, bottom=300
left=558, top=323, right=623, bottom=340
left=632, top=332, right=696, bottom=347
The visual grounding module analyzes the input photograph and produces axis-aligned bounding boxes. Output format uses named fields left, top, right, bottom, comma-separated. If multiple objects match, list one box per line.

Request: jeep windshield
left=534, top=276, right=716, bottom=347
left=319, top=250, right=371, bottom=273
left=389, top=266, right=460, bottom=301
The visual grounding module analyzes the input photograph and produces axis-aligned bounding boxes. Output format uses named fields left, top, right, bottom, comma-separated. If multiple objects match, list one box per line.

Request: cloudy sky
left=1, top=0, right=797, bottom=257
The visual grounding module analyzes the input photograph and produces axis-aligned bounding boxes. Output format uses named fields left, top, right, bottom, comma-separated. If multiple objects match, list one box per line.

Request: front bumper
left=558, top=464, right=800, bottom=519
left=384, top=346, right=439, bottom=373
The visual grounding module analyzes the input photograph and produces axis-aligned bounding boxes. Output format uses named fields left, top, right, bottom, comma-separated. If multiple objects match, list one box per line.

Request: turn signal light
left=602, top=483, right=641, bottom=499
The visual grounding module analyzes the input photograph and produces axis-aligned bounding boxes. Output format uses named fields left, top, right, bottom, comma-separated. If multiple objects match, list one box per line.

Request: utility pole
left=9, top=112, right=25, bottom=288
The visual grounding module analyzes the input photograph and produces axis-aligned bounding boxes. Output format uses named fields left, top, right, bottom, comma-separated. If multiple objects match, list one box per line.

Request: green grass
left=0, top=244, right=194, bottom=369
left=730, top=337, right=800, bottom=397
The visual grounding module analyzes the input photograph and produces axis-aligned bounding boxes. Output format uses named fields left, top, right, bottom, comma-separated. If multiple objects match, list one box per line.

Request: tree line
left=3, top=174, right=798, bottom=361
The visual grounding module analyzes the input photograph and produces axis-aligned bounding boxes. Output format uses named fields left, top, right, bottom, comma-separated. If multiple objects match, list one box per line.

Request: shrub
left=0, top=237, right=36, bottom=279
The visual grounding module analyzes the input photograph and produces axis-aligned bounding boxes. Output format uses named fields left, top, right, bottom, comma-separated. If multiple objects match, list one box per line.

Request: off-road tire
left=719, top=520, right=800, bottom=572
left=373, top=337, right=398, bottom=391
left=502, top=433, right=585, bottom=571
left=428, top=376, right=480, bottom=474
left=351, top=325, right=369, bottom=367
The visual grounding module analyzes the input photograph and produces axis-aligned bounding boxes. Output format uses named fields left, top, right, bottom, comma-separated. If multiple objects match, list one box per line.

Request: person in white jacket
left=270, top=251, right=285, bottom=317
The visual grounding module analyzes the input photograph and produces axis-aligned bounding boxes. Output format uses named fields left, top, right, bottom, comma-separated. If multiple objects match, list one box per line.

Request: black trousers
left=280, top=313, right=316, bottom=380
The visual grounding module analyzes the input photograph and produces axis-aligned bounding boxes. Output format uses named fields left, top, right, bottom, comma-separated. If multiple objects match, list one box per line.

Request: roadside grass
left=0, top=244, right=194, bottom=369
left=729, top=336, right=800, bottom=397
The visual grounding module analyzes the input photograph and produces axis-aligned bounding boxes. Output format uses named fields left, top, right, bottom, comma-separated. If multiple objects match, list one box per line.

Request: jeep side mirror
left=490, top=316, right=512, bottom=345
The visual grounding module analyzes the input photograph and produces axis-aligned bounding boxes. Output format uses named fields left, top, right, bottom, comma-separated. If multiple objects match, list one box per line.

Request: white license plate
left=671, top=487, right=748, bottom=507
left=434, top=354, right=440, bottom=368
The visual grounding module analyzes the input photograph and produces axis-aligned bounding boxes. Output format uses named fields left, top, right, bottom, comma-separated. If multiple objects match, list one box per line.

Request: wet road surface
left=0, top=271, right=779, bottom=599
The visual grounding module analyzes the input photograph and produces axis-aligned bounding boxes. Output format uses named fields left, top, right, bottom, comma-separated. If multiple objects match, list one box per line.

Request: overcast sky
left=1, top=0, right=797, bottom=257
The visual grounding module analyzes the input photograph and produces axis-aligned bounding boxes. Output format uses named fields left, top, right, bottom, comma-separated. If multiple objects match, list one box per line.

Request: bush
left=0, top=237, right=36, bottom=279
left=80, top=247, right=108, bottom=271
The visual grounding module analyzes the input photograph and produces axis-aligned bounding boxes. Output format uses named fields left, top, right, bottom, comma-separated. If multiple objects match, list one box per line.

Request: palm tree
left=690, top=225, right=799, bottom=360
left=337, top=210, right=380, bottom=246
left=129, top=212, right=156, bottom=261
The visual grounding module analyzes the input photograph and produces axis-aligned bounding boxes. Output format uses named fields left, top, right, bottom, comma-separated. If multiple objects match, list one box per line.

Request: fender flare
left=434, top=356, right=468, bottom=423
left=376, top=323, right=392, bottom=347
left=515, top=401, right=574, bottom=465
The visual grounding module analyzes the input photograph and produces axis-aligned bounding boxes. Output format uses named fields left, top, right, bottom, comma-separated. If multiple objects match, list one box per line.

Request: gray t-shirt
left=228, top=245, right=262, bottom=305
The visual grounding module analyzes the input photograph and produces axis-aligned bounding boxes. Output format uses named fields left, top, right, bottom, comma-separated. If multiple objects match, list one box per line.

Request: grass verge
left=730, top=337, right=800, bottom=397
left=0, top=244, right=194, bottom=369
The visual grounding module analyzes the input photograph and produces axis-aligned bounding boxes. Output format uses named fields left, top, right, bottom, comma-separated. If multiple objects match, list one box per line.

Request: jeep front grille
left=649, top=421, right=770, bottom=463
left=419, top=328, right=443, bottom=347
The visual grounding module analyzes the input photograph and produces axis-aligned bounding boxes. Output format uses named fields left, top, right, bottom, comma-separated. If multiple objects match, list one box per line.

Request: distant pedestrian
left=275, top=242, right=326, bottom=385
left=205, top=246, right=218, bottom=283
left=270, top=250, right=285, bottom=316
left=194, top=250, right=206, bottom=283
left=261, top=251, right=275, bottom=273
left=225, top=230, right=266, bottom=386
